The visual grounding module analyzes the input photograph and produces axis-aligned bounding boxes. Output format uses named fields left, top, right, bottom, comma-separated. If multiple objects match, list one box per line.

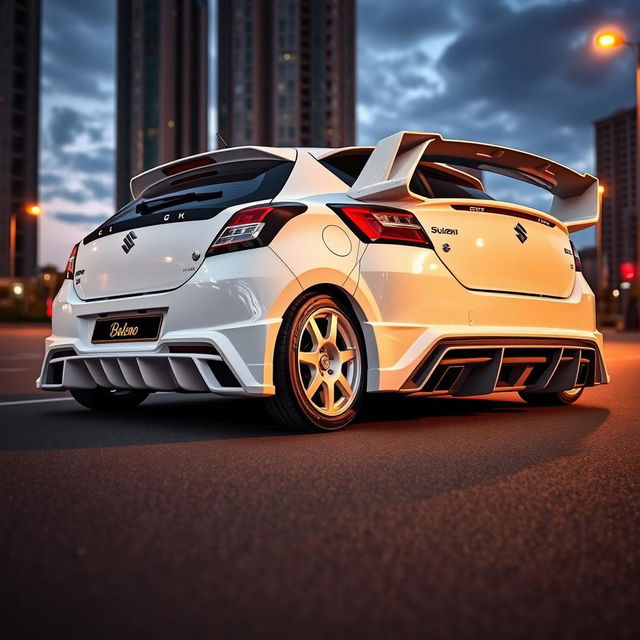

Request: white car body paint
left=38, top=132, right=608, bottom=403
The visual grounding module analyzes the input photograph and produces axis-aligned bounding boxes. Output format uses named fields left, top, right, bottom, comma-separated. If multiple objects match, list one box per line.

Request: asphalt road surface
left=1, top=324, right=639, bottom=639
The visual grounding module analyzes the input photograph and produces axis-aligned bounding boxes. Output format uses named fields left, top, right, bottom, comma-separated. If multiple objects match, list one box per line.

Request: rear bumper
left=363, top=325, right=608, bottom=394
left=37, top=247, right=302, bottom=396
left=400, top=337, right=607, bottom=396
left=38, top=347, right=258, bottom=396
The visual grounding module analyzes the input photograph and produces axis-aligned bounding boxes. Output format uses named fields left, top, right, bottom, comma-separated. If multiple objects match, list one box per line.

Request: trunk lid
left=414, top=201, right=576, bottom=298
left=74, top=214, right=223, bottom=300
left=73, top=158, right=294, bottom=300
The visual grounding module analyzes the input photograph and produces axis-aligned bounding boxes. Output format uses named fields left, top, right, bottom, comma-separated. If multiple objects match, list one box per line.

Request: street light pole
left=9, top=205, right=42, bottom=279
left=9, top=213, right=16, bottom=279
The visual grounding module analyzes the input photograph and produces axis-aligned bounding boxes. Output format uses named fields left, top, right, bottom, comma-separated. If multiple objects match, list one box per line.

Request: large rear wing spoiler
left=129, top=146, right=297, bottom=200
left=348, top=131, right=600, bottom=231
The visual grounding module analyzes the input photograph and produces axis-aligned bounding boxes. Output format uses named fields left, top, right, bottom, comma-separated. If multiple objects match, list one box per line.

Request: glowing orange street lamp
left=26, top=204, right=42, bottom=216
left=9, top=204, right=42, bottom=278
left=594, top=29, right=626, bottom=50
left=593, top=26, right=640, bottom=329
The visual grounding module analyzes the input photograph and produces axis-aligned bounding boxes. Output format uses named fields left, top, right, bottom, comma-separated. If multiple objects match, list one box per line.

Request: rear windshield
left=83, top=159, right=294, bottom=244
left=107, top=159, right=294, bottom=226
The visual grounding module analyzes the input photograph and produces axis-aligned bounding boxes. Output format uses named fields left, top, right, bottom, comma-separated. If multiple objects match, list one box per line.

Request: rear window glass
left=424, top=176, right=494, bottom=200
left=320, top=153, right=493, bottom=200
left=411, top=167, right=494, bottom=200
left=105, top=159, right=294, bottom=226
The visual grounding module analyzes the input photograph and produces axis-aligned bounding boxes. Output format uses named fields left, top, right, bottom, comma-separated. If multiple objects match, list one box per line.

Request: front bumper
left=38, top=248, right=302, bottom=396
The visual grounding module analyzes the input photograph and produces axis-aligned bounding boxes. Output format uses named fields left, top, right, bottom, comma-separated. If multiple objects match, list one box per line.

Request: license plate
left=92, top=314, right=162, bottom=344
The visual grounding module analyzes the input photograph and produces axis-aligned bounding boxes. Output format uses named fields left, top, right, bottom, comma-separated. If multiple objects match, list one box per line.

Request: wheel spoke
left=339, top=348, right=356, bottom=364
left=304, top=372, right=323, bottom=400
left=327, top=312, right=338, bottom=344
left=335, top=374, right=353, bottom=400
left=298, top=351, right=319, bottom=367
left=322, top=379, right=336, bottom=412
left=307, top=317, right=324, bottom=348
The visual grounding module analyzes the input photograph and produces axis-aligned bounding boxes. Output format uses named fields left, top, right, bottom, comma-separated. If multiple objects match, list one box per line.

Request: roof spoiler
left=129, top=146, right=296, bottom=200
left=348, top=131, right=600, bottom=231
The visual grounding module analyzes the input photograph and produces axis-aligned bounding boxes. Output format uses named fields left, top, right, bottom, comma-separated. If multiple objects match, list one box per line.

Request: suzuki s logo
left=514, top=223, right=528, bottom=244
left=121, top=230, right=137, bottom=253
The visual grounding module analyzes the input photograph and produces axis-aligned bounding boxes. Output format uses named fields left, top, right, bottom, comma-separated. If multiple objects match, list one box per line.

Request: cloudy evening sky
left=40, top=0, right=639, bottom=268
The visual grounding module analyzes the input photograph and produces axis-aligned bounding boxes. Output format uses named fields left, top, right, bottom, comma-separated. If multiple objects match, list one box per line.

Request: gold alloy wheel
left=296, top=307, right=361, bottom=417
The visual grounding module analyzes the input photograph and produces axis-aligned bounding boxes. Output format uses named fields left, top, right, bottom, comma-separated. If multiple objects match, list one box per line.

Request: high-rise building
left=217, top=0, right=356, bottom=149
left=0, top=0, right=40, bottom=278
left=116, top=0, right=209, bottom=208
left=594, top=107, right=637, bottom=293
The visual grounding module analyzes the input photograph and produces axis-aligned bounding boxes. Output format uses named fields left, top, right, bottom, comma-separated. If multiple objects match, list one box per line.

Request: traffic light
left=620, top=262, right=636, bottom=282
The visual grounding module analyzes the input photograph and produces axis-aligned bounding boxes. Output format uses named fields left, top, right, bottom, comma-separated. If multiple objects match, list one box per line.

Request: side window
left=319, top=152, right=372, bottom=186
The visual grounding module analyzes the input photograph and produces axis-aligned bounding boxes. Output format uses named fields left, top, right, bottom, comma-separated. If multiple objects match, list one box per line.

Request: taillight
left=570, top=240, right=582, bottom=272
left=64, top=243, right=79, bottom=279
left=329, top=205, right=432, bottom=247
left=206, top=203, right=306, bottom=256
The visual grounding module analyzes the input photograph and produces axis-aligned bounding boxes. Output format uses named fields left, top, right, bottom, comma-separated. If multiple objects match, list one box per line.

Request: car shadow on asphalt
left=0, top=391, right=609, bottom=453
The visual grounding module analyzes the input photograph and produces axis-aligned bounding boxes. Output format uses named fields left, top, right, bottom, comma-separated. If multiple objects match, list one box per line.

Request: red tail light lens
left=210, top=206, right=272, bottom=251
left=330, top=205, right=432, bottom=247
left=206, top=204, right=306, bottom=257
left=64, top=243, right=79, bottom=279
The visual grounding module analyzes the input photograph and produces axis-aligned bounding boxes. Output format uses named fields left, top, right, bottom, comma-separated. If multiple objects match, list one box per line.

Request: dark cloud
left=49, top=106, right=87, bottom=147
left=83, top=178, right=112, bottom=200
left=39, top=173, right=61, bottom=187
left=358, top=0, right=458, bottom=45
left=357, top=0, right=637, bottom=177
left=437, top=0, right=637, bottom=130
left=87, top=127, right=105, bottom=143
left=41, top=0, right=115, bottom=98
left=41, top=186, right=88, bottom=203
left=61, top=148, right=114, bottom=174
left=53, top=212, right=109, bottom=226
left=40, top=0, right=116, bottom=240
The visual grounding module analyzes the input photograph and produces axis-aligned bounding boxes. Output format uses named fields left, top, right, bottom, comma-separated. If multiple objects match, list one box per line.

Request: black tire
left=266, top=293, right=366, bottom=432
left=70, top=388, right=150, bottom=411
left=518, top=387, right=584, bottom=406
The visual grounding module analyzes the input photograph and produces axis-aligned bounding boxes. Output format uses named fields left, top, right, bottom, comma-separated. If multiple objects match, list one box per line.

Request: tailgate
left=416, top=202, right=576, bottom=298
left=74, top=216, right=221, bottom=300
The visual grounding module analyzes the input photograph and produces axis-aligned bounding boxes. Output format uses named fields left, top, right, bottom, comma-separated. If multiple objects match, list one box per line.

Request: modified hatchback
left=38, top=131, right=608, bottom=431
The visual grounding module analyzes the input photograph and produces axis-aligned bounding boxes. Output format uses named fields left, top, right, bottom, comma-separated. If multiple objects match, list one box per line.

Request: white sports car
left=38, top=131, right=609, bottom=431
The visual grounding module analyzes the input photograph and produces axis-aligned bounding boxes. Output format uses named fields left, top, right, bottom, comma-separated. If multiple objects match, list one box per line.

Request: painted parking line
left=0, top=397, right=74, bottom=407
left=0, top=392, right=173, bottom=408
